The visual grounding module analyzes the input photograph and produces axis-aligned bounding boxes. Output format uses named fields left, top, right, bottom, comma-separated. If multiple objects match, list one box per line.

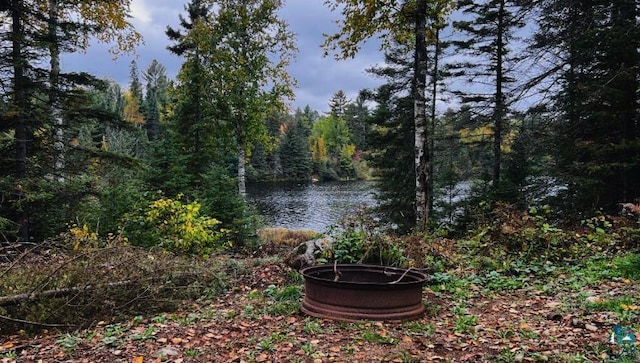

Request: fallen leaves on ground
left=1, top=261, right=638, bottom=362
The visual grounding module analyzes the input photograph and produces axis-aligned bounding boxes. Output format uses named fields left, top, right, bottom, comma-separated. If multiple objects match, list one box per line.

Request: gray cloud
left=61, top=0, right=384, bottom=113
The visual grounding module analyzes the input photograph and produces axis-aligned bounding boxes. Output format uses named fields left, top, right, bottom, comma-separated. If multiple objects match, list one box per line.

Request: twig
left=1, top=242, right=41, bottom=278
left=0, top=313, right=73, bottom=328
left=333, top=260, right=342, bottom=281
left=390, top=267, right=413, bottom=284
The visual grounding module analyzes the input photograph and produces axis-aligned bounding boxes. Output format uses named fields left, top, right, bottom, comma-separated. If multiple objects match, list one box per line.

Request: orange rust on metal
left=300, top=264, right=428, bottom=322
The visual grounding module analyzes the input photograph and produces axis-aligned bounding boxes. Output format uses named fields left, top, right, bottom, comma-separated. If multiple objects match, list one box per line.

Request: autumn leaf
left=132, top=356, right=143, bottom=363
left=1, top=341, right=14, bottom=350
left=170, top=337, right=183, bottom=344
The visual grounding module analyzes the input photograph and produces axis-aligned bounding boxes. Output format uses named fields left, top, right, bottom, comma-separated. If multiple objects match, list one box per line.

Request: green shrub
left=615, top=253, right=640, bottom=280
left=197, top=165, right=263, bottom=252
left=324, top=208, right=407, bottom=267
left=123, top=195, right=230, bottom=255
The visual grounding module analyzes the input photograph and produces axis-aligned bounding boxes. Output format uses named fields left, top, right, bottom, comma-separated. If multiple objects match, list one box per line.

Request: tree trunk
left=12, top=0, right=26, bottom=178
left=429, top=26, right=441, bottom=217
left=493, top=0, right=505, bottom=193
left=49, top=0, right=65, bottom=182
left=0, top=280, right=134, bottom=307
left=414, top=0, right=430, bottom=230
left=12, top=0, right=29, bottom=241
left=237, top=143, right=247, bottom=196
left=236, top=114, right=246, bottom=196
left=612, top=0, right=639, bottom=202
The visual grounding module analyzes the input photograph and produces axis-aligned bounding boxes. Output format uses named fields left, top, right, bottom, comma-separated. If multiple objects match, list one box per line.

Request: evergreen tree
left=533, top=0, right=640, bottom=212
left=344, top=94, right=370, bottom=151
left=449, top=0, right=528, bottom=197
left=248, top=109, right=288, bottom=181
left=0, top=0, right=140, bottom=240
left=157, top=0, right=214, bottom=192
left=142, top=59, right=169, bottom=141
left=128, top=60, right=143, bottom=104
left=329, top=90, right=350, bottom=119
left=280, top=118, right=312, bottom=180
left=295, top=105, right=320, bottom=135
left=365, top=44, right=417, bottom=233
left=101, top=80, right=125, bottom=118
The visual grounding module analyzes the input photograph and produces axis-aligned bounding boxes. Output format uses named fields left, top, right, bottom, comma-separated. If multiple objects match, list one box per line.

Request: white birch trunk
left=49, top=0, right=64, bottom=182
left=414, top=0, right=430, bottom=229
left=237, top=144, right=247, bottom=196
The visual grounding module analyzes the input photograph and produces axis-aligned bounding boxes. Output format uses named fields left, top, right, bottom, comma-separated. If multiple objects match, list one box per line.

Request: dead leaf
left=1, top=341, right=14, bottom=350
left=132, top=356, right=143, bottom=363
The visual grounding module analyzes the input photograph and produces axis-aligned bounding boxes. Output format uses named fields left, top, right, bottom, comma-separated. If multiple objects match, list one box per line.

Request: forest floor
left=1, top=254, right=639, bottom=363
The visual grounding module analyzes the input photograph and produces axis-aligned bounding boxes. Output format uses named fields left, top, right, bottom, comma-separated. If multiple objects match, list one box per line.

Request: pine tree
left=329, top=90, right=350, bottom=119
left=0, top=0, right=141, bottom=240
left=533, top=0, right=640, bottom=212
left=142, top=59, right=169, bottom=141
left=158, top=0, right=214, bottom=192
left=129, top=60, right=143, bottom=104
left=365, top=44, right=417, bottom=233
left=344, top=94, right=370, bottom=151
left=449, top=0, right=528, bottom=197
left=280, top=118, right=312, bottom=180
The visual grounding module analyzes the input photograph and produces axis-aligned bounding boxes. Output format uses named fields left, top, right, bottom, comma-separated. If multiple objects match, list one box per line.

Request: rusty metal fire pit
left=300, top=264, right=428, bottom=322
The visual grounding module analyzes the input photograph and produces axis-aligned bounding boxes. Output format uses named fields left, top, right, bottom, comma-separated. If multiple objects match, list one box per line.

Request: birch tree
left=323, top=0, right=454, bottom=229
left=204, top=0, right=296, bottom=196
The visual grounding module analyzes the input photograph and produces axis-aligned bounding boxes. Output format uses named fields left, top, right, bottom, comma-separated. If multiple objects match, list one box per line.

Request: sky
left=61, top=0, right=385, bottom=114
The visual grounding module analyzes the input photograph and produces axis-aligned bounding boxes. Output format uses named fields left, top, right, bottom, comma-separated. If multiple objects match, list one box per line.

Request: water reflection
left=246, top=180, right=377, bottom=232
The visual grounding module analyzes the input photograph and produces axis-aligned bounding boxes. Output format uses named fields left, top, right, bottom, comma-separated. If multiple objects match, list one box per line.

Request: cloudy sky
left=61, top=0, right=385, bottom=114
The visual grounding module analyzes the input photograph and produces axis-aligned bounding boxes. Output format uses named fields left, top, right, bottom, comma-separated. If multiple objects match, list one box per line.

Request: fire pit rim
left=300, top=263, right=429, bottom=286
left=299, top=263, right=429, bottom=322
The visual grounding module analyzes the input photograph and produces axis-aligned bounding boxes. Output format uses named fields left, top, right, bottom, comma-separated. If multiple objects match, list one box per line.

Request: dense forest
left=1, top=2, right=640, bottom=361
left=1, top=0, right=638, bottom=244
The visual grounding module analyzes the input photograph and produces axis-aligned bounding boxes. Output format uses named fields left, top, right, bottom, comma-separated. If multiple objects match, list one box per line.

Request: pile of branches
left=0, top=241, right=236, bottom=334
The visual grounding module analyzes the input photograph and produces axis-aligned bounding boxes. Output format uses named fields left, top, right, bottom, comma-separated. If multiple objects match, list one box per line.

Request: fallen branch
left=0, top=280, right=134, bottom=307
left=0, top=268, right=206, bottom=307
left=0, top=313, right=72, bottom=328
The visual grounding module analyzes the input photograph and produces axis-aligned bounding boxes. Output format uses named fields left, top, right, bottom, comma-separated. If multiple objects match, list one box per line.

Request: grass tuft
left=257, top=228, right=320, bottom=247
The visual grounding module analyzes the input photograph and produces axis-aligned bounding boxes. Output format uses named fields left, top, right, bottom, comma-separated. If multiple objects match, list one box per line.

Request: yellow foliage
left=323, top=0, right=455, bottom=59
left=501, top=129, right=518, bottom=153
left=459, top=125, right=493, bottom=144
left=123, top=92, right=145, bottom=125
left=75, top=0, right=142, bottom=56
left=62, top=223, right=128, bottom=251
left=257, top=227, right=319, bottom=246
left=341, top=144, right=356, bottom=159
left=312, top=136, right=328, bottom=162
left=139, top=196, right=230, bottom=254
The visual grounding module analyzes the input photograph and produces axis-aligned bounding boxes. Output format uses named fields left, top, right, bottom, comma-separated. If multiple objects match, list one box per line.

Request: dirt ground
left=1, top=261, right=638, bottom=362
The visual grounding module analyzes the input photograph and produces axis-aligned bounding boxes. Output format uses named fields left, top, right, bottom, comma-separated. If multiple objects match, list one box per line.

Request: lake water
left=246, top=180, right=378, bottom=232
